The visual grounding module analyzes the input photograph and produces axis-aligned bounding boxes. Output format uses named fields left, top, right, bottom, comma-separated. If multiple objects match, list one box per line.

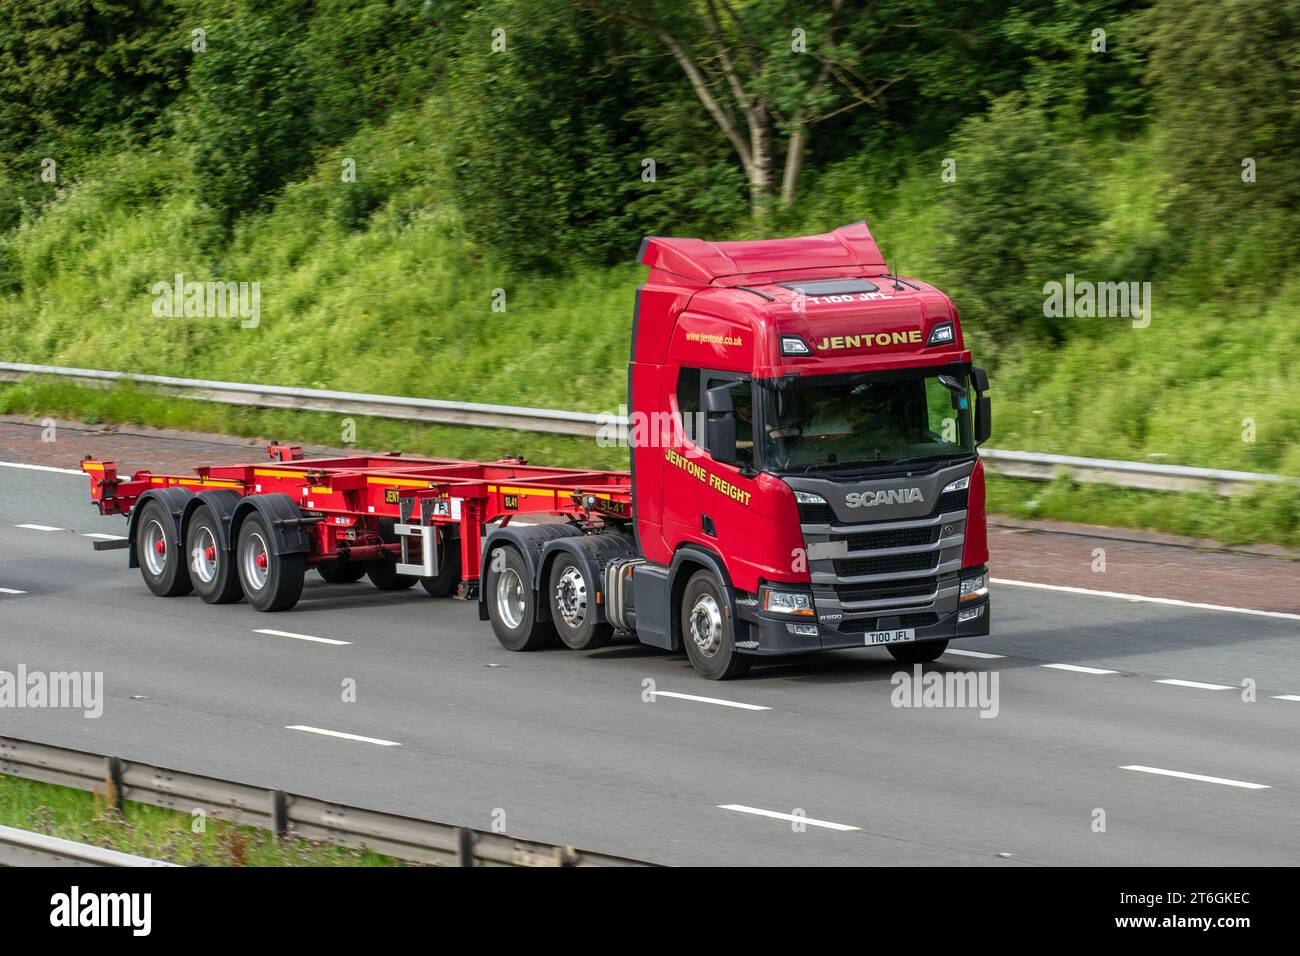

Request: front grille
left=934, top=489, right=968, bottom=513
left=834, top=551, right=937, bottom=577
left=797, top=501, right=836, bottom=524
left=838, top=613, right=939, bottom=633
left=840, top=525, right=937, bottom=551
left=835, top=577, right=937, bottom=604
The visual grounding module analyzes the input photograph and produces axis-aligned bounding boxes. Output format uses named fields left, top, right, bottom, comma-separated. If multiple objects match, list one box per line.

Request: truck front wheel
left=681, top=570, right=752, bottom=680
left=486, top=545, right=556, bottom=651
left=548, top=554, right=610, bottom=650
left=887, top=639, right=949, bottom=664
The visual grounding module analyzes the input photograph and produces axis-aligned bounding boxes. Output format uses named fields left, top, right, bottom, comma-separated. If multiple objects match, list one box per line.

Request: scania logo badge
left=845, top=487, right=924, bottom=508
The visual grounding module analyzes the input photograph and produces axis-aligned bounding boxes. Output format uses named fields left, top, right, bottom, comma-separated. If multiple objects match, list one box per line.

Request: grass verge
left=0, top=774, right=406, bottom=866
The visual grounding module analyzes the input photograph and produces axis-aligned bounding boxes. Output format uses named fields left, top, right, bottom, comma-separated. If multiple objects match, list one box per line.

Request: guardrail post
left=271, top=789, right=289, bottom=839
left=456, top=827, right=475, bottom=867
left=105, top=756, right=125, bottom=814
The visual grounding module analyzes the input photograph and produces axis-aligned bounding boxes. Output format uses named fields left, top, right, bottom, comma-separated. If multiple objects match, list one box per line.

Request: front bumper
left=735, top=593, right=990, bottom=656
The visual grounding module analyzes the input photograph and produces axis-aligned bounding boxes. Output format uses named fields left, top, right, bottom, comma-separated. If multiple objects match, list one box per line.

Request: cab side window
left=705, top=375, right=754, bottom=468
left=676, top=367, right=701, bottom=444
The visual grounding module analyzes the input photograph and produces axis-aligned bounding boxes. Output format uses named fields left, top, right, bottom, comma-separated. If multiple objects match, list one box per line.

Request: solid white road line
left=81, top=532, right=127, bottom=540
left=1041, top=663, right=1118, bottom=675
left=1270, top=695, right=1300, bottom=702
left=718, top=804, right=860, bottom=831
left=944, top=649, right=1006, bottom=659
left=0, top=461, right=86, bottom=476
left=1154, top=678, right=1233, bottom=691
left=993, top=578, right=1300, bottom=623
left=1120, top=765, right=1270, bottom=790
left=0, top=587, right=26, bottom=595
left=651, top=691, right=770, bottom=711
left=254, top=628, right=352, bottom=646
left=15, top=523, right=64, bottom=532
left=284, top=725, right=401, bottom=746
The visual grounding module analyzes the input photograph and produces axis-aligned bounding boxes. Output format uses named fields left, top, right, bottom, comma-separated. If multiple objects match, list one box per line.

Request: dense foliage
left=0, top=0, right=1297, bottom=547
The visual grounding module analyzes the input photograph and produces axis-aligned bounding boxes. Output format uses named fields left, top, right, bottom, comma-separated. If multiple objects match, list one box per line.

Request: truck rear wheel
left=185, top=505, right=243, bottom=604
left=135, top=499, right=193, bottom=598
left=236, top=513, right=305, bottom=611
left=419, top=527, right=461, bottom=597
left=365, top=560, right=417, bottom=590
left=317, top=561, right=366, bottom=584
left=547, top=554, right=610, bottom=650
left=681, top=570, right=751, bottom=680
left=486, top=545, right=556, bottom=651
left=887, top=639, right=949, bottom=664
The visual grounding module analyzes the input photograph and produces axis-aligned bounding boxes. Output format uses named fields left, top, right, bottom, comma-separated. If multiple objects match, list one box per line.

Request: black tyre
left=365, top=559, right=418, bottom=590
left=681, top=570, right=751, bottom=680
left=185, top=505, right=243, bottom=604
left=485, top=545, right=556, bottom=651
left=317, top=561, right=366, bottom=584
left=235, top=513, right=305, bottom=612
left=547, top=553, right=611, bottom=650
left=887, top=639, right=949, bottom=664
left=134, top=499, right=193, bottom=597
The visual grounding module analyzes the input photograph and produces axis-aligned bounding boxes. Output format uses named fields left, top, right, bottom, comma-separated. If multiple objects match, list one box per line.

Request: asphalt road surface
left=1, top=439, right=1298, bottom=865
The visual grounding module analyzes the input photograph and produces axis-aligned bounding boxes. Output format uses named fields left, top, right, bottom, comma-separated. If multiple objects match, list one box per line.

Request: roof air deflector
left=776, top=278, right=880, bottom=295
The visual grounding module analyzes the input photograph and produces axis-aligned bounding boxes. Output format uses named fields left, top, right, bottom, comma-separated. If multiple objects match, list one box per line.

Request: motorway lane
left=1, top=469, right=1298, bottom=865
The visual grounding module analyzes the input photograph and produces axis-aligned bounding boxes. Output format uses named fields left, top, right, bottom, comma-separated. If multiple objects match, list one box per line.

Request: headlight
left=927, top=322, right=955, bottom=346
left=793, top=491, right=826, bottom=504
left=762, top=588, right=815, bottom=616
left=959, top=572, right=987, bottom=602
left=942, top=476, right=970, bottom=494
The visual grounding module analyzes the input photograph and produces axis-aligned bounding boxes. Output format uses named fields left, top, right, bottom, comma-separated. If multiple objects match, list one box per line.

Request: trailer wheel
left=185, top=505, right=243, bottom=604
left=886, top=639, right=949, bottom=664
left=681, top=570, right=752, bottom=680
left=365, top=560, right=418, bottom=590
left=419, top=528, right=461, bottom=597
left=236, top=513, right=305, bottom=611
left=547, top=554, right=610, bottom=650
left=486, top=545, right=556, bottom=651
left=135, top=499, right=193, bottom=597
left=317, top=561, right=366, bottom=584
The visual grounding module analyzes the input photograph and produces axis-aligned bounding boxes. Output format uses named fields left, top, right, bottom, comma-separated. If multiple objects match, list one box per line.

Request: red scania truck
left=83, top=222, right=991, bottom=679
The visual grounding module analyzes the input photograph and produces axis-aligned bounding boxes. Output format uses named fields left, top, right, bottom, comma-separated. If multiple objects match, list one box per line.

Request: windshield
left=759, top=366, right=975, bottom=474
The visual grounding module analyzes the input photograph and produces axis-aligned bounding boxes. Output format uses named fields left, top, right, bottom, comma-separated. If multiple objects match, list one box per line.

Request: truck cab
left=613, top=221, right=991, bottom=677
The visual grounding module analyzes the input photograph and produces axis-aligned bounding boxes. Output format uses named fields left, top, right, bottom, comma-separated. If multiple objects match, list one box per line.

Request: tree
left=586, top=0, right=912, bottom=218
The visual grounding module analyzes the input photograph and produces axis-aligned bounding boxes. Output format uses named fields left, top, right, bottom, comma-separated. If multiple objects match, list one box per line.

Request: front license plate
left=865, top=628, right=916, bottom=646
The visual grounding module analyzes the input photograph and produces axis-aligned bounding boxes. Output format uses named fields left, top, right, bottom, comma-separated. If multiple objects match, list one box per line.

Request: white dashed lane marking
left=1154, top=678, right=1234, bottom=691
left=718, top=804, right=860, bottom=831
left=651, top=691, right=770, bottom=711
left=254, top=629, right=351, bottom=646
left=15, top=523, right=64, bottom=532
left=0, top=587, right=26, bottom=595
left=284, top=725, right=400, bottom=746
left=944, top=649, right=1005, bottom=659
left=1041, top=663, right=1118, bottom=675
left=1121, top=765, right=1270, bottom=790
left=0, top=461, right=86, bottom=476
